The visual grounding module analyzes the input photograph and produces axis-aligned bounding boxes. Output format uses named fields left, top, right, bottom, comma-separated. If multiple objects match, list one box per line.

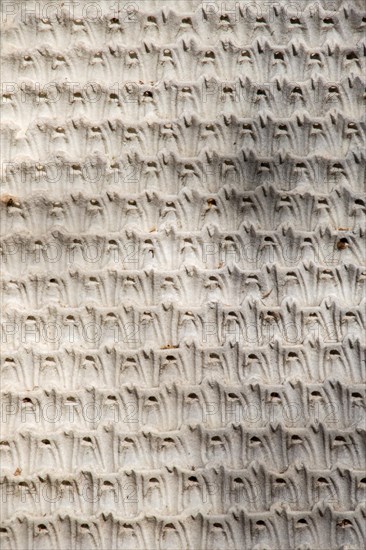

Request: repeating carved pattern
left=1, top=0, right=365, bottom=548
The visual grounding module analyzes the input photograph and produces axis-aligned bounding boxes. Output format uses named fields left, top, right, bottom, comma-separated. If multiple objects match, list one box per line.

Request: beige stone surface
left=1, top=0, right=365, bottom=548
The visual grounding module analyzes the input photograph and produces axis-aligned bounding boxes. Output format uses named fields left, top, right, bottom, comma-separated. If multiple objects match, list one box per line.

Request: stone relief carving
left=1, top=0, right=365, bottom=548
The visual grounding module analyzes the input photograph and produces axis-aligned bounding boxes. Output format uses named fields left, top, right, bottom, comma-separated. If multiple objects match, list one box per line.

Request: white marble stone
left=1, top=0, right=365, bottom=548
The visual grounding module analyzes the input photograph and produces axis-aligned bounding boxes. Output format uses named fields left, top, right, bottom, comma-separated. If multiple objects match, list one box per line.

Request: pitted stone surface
left=1, top=0, right=365, bottom=548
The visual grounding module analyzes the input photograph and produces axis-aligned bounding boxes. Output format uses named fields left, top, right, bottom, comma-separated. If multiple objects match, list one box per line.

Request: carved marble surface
left=1, top=0, right=365, bottom=548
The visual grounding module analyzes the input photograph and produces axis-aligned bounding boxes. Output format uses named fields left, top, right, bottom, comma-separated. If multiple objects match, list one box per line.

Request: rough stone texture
left=1, top=0, right=365, bottom=548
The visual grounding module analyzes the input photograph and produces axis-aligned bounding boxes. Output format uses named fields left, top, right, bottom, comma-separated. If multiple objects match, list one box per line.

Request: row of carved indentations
left=2, top=40, right=366, bottom=83
left=2, top=155, right=364, bottom=197
left=2, top=77, right=366, bottom=128
left=1, top=231, right=364, bottom=272
left=0, top=424, right=365, bottom=474
left=1, top=112, right=365, bottom=168
left=3, top=3, right=365, bottom=50
left=1, top=378, right=364, bottom=425
left=2, top=292, right=365, bottom=342
left=0, top=187, right=364, bottom=233
left=1, top=262, right=365, bottom=306
left=1, top=464, right=366, bottom=521
left=0, top=508, right=365, bottom=550
left=1, top=507, right=365, bottom=550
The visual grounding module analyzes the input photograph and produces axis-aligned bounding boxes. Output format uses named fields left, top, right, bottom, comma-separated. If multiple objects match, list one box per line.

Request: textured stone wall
left=1, top=0, right=365, bottom=548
